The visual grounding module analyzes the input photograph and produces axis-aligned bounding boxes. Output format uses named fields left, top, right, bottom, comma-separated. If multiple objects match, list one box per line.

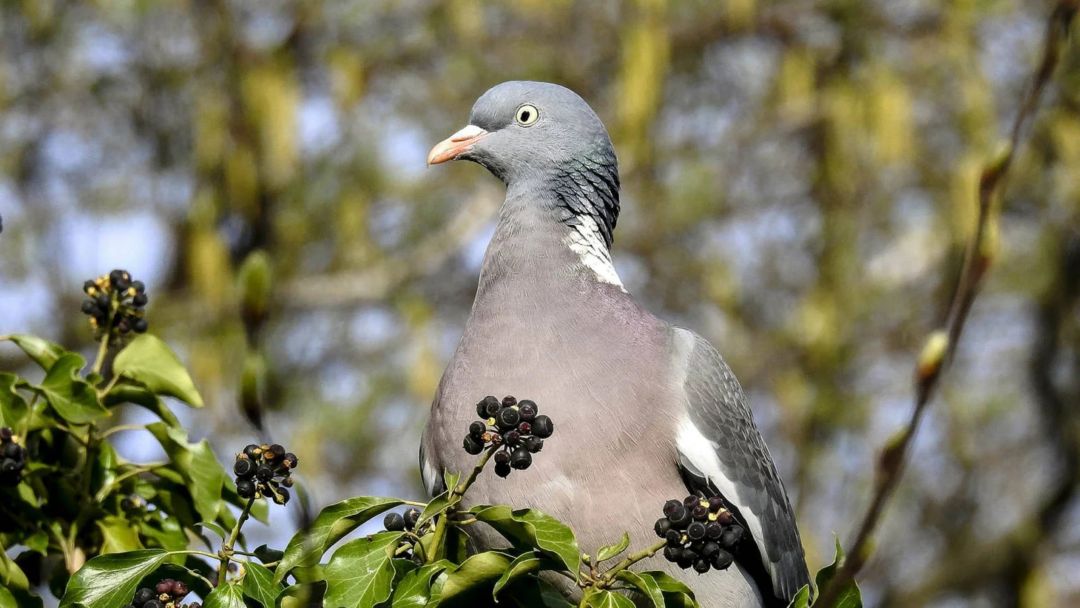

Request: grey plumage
left=421, top=81, right=808, bottom=607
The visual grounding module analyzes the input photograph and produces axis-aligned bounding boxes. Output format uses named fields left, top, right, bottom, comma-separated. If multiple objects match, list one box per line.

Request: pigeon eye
left=515, top=104, right=539, bottom=126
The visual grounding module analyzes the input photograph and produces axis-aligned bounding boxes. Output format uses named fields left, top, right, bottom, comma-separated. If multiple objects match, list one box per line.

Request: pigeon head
left=428, top=81, right=620, bottom=248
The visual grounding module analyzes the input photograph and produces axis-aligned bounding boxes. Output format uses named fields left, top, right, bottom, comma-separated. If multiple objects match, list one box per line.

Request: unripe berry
left=708, top=496, right=725, bottom=511
left=531, top=415, right=553, bottom=438
left=155, top=580, right=172, bottom=594
left=173, top=581, right=188, bottom=597
left=383, top=512, right=406, bottom=532
left=509, top=447, right=532, bottom=470
left=517, top=422, right=532, bottom=435
left=716, top=510, right=735, bottom=526
left=503, top=430, right=521, bottom=446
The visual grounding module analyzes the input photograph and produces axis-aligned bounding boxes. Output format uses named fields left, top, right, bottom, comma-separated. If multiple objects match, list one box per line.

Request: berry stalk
left=218, top=496, right=256, bottom=586
left=425, top=444, right=497, bottom=563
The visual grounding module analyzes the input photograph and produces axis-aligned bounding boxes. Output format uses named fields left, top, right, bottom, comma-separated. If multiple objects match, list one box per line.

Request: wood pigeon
left=420, top=81, right=809, bottom=607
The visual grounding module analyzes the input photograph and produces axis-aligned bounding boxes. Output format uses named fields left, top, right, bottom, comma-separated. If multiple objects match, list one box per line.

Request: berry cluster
left=81, top=269, right=149, bottom=340
left=382, top=507, right=426, bottom=563
left=233, top=443, right=297, bottom=505
left=0, top=427, right=27, bottom=487
left=124, top=579, right=198, bottom=608
left=463, top=396, right=553, bottom=478
left=655, top=495, right=745, bottom=574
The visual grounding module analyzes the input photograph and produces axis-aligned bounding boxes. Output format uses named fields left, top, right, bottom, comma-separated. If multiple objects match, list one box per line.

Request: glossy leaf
left=0, top=373, right=29, bottom=431
left=614, top=570, right=663, bottom=607
left=97, top=516, right=145, bottom=554
left=434, top=551, right=512, bottom=602
left=275, top=495, right=404, bottom=581
left=37, top=353, right=108, bottom=424
left=491, top=551, right=562, bottom=599
left=0, top=542, right=29, bottom=591
left=323, top=531, right=401, bottom=608
left=470, top=505, right=581, bottom=577
left=203, top=582, right=247, bottom=608
left=146, top=422, right=226, bottom=522
left=390, top=560, right=451, bottom=608
left=807, top=538, right=861, bottom=608
left=113, top=334, right=204, bottom=407
left=641, top=571, right=698, bottom=608
left=59, top=549, right=168, bottom=608
left=595, top=532, right=630, bottom=563
left=2, top=334, right=66, bottom=370
left=102, top=382, right=181, bottom=427
left=242, top=562, right=283, bottom=608
left=583, top=590, right=635, bottom=608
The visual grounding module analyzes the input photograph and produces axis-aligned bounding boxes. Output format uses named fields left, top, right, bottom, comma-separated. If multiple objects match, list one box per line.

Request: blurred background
left=1, top=0, right=1078, bottom=606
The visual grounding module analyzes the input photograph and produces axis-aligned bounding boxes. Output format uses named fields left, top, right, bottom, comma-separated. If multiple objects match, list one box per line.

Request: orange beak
left=427, top=124, right=488, bottom=165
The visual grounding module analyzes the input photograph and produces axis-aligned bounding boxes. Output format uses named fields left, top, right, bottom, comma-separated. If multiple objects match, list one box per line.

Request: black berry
left=243, top=444, right=260, bottom=459
left=701, top=541, right=721, bottom=559
left=134, top=588, right=155, bottom=604
left=720, top=525, right=744, bottom=549
left=256, top=464, right=274, bottom=481
left=463, top=435, right=484, bottom=455
left=469, top=421, right=486, bottom=438
left=693, top=558, right=711, bottom=573
left=503, top=430, right=521, bottom=446
left=524, top=436, right=544, bottom=453
left=692, top=504, right=709, bottom=521
left=403, top=508, right=421, bottom=529
left=494, top=451, right=510, bottom=465
left=517, top=400, right=537, bottom=420
left=663, top=499, right=683, bottom=518
left=482, top=396, right=501, bottom=417
left=496, top=407, right=520, bottom=430
left=501, top=395, right=517, bottom=408
left=233, top=458, right=255, bottom=478
left=509, top=446, right=532, bottom=470
left=494, top=461, right=511, bottom=478
left=654, top=517, right=672, bottom=537
left=236, top=479, right=256, bottom=498
left=711, top=549, right=734, bottom=570
left=665, top=529, right=682, bottom=547
left=705, top=521, right=723, bottom=540
left=687, top=521, right=706, bottom=540
left=663, top=545, right=681, bottom=562
left=384, top=512, right=406, bottom=532
left=531, top=415, right=553, bottom=438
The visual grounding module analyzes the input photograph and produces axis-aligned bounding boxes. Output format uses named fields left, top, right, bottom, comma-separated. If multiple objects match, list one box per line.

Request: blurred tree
left=0, top=1, right=1077, bottom=605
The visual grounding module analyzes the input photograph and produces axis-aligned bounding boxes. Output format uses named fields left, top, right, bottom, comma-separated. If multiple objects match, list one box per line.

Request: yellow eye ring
left=515, top=104, right=539, bottom=126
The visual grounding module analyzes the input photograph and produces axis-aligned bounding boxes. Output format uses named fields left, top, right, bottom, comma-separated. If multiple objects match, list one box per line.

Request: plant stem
left=425, top=446, right=496, bottom=564
left=219, top=497, right=256, bottom=586
left=91, top=333, right=110, bottom=377
left=596, top=539, right=667, bottom=587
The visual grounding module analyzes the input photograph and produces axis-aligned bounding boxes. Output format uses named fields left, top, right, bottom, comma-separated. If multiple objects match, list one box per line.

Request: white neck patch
left=564, top=215, right=625, bottom=290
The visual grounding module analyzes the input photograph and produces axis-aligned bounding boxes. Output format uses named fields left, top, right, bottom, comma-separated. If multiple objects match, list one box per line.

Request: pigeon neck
left=488, top=168, right=624, bottom=291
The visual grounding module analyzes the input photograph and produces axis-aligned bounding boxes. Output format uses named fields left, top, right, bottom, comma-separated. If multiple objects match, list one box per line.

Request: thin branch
left=816, top=3, right=1078, bottom=605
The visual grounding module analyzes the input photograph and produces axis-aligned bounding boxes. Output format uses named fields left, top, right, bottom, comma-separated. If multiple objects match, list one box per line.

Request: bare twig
left=815, top=3, right=1078, bottom=605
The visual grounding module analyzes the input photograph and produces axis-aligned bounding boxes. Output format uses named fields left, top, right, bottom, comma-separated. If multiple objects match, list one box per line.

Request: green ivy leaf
left=2, top=334, right=66, bottom=370
left=614, top=571, right=664, bottom=607
left=491, top=551, right=562, bottom=599
left=807, top=537, right=861, bottom=608
left=470, top=505, right=581, bottom=577
left=275, top=496, right=404, bottom=582
left=323, top=531, right=401, bottom=608
left=595, top=532, right=630, bottom=563
left=37, top=354, right=109, bottom=424
left=276, top=581, right=326, bottom=608
left=97, top=516, right=145, bottom=554
left=583, top=590, right=635, bottom=608
left=242, top=562, right=283, bottom=608
left=103, top=382, right=181, bottom=427
left=787, top=585, right=810, bottom=608
left=202, top=582, right=247, bottom=608
left=112, top=334, right=204, bottom=407
left=194, top=521, right=229, bottom=541
left=0, top=542, right=29, bottom=591
left=0, top=585, right=42, bottom=608
left=640, top=571, right=698, bottom=608
left=390, top=560, right=452, bottom=608
left=146, top=423, right=225, bottom=522
left=59, top=549, right=168, bottom=608
left=253, top=544, right=284, bottom=564
left=0, top=373, right=29, bottom=431
left=433, top=551, right=512, bottom=603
